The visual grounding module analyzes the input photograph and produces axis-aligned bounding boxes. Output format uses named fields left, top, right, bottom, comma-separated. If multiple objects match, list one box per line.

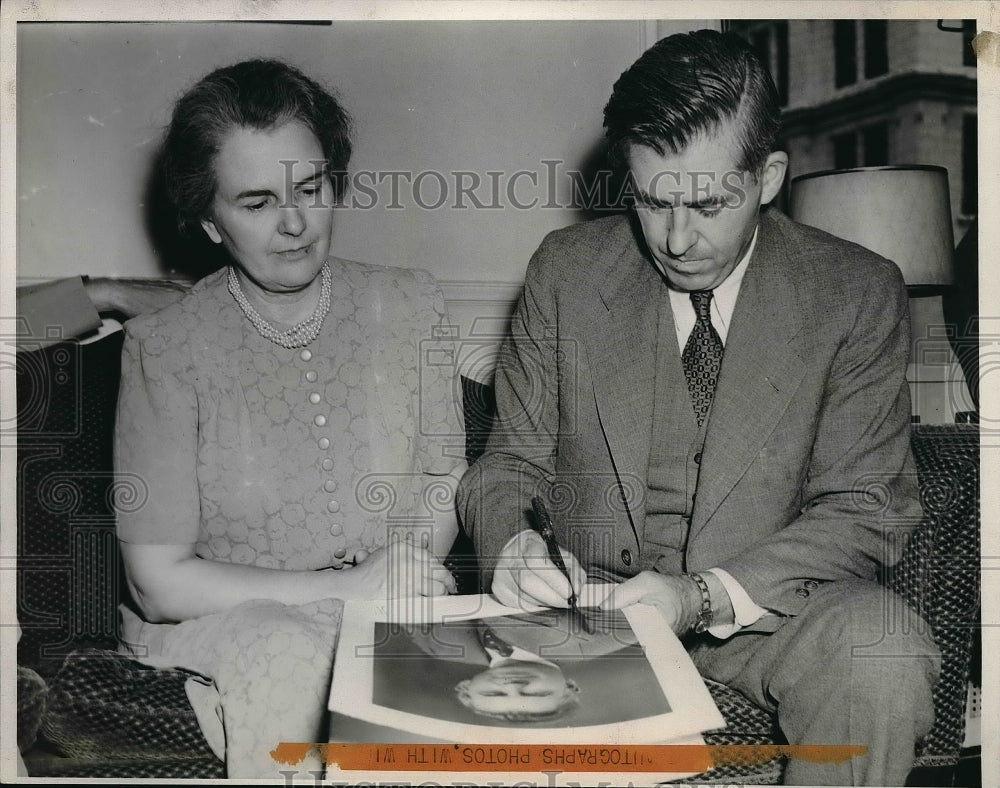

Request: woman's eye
left=244, top=199, right=270, bottom=213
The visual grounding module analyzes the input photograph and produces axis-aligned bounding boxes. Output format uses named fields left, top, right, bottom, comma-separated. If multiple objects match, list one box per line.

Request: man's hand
left=491, top=529, right=587, bottom=609
left=84, top=277, right=189, bottom=319
left=601, top=571, right=703, bottom=635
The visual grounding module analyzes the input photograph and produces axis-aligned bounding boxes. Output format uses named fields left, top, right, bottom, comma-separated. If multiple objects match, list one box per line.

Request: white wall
left=16, top=20, right=647, bottom=287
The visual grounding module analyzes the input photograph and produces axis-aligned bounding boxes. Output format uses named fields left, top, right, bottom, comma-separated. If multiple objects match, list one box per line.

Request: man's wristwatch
left=686, top=572, right=714, bottom=633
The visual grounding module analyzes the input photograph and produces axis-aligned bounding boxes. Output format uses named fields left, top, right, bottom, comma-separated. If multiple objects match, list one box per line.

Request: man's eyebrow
left=633, top=187, right=672, bottom=208
left=633, top=188, right=727, bottom=209
left=689, top=194, right=727, bottom=209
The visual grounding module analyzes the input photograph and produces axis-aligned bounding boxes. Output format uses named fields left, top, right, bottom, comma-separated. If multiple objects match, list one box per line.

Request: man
left=373, top=608, right=640, bottom=724
left=457, top=30, right=940, bottom=786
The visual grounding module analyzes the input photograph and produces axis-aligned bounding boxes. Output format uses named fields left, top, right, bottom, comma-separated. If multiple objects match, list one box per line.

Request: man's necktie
left=682, top=290, right=724, bottom=427
left=480, top=626, right=514, bottom=657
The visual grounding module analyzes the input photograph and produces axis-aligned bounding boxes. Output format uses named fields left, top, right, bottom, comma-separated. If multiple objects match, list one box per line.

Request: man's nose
left=279, top=205, right=306, bottom=236
left=666, top=207, right=696, bottom=257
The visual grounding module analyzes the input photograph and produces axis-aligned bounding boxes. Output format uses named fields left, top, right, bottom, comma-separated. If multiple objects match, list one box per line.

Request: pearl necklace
left=227, top=262, right=332, bottom=349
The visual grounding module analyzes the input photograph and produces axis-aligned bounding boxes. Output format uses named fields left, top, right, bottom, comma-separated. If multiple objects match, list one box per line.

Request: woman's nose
left=279, top=205, right=306, bottom=236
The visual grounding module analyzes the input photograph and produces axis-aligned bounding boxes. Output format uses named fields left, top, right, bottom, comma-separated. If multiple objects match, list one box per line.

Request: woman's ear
left=200, top=217, right=222, bottom=244
left=759, top=150, right=789, bottom=206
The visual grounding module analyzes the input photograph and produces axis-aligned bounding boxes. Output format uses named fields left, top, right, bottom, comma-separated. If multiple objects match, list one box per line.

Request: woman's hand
left=336, top=536, right=457, bottom=601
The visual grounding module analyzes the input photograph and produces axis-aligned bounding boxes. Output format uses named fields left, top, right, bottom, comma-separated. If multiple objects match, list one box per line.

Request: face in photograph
left=455, top=661, right=581, bottom=722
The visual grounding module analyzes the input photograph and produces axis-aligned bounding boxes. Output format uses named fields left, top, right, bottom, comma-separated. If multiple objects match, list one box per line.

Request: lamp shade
left=789, top=166, right=954, bottom=289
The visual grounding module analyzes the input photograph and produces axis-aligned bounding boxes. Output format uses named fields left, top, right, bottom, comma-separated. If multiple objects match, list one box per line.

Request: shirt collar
left=711, top=223, right=758, bottom=314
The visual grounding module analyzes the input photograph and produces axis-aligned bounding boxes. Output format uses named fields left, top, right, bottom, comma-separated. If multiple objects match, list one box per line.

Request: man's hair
left=454, top=679, right=581, bottom=723
left=161, top=58, right=353, bottom=235
left=603, top=29, right=781, bottom=175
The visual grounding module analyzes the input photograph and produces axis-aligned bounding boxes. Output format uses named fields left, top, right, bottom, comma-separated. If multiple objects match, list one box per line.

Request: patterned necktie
left=480, top=626, right=514, bottom=657
left=682, top=290, right=724, bottom=427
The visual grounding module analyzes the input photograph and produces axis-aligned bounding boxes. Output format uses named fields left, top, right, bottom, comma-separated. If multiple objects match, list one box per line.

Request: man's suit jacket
left=457, top=208, right=922, bottom=625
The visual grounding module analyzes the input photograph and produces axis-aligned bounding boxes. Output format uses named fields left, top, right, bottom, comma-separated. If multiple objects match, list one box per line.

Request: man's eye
left=244, top=198, right=271, bottom=212
left=697, top=206, right=722, bottom=218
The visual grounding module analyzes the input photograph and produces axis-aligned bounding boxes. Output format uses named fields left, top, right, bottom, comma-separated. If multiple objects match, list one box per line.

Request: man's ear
left=758, top=150, right=789, bottom=206
left=455, top=680, right=472, bottom=707
left=200, top=217, right=222, bottom=245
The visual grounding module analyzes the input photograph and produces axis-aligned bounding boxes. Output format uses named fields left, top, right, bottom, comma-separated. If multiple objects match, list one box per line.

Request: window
left=863, top=20, right=889, bottom=77
left=833, top=132, right=857, bottom=169
left=862, top=124, right=889, bottom=166
left=834, top=20, right=891, bottom=87
left=831, top=123, right=890, bottom=170
left=834, top=21, right=858, bottom=87
left=736, top=20, right=789, bottom=106
left=963, top=20, right=977, bottom=67
left=962, top=113, right=977, bottom=215
left=773, top=20, right=790, bottom=106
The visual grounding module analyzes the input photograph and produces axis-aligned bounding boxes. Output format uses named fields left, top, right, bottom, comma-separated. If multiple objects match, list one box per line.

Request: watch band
left=686, top=572, right=714, bottom=633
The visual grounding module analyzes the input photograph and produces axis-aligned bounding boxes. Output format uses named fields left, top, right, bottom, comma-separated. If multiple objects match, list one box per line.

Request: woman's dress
left=114, top=258, right=465, bottom=776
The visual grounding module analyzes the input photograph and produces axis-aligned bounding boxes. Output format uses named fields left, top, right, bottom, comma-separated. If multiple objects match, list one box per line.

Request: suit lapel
left=587, top=224, right=665, bottom=545
left=691, top=212, right=808, bottom=533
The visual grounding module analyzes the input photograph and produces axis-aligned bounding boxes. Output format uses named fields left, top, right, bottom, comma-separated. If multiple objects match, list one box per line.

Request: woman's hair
left=161, top=58, right=353, bottom=235
left=603, top=29, right=780, bottom=175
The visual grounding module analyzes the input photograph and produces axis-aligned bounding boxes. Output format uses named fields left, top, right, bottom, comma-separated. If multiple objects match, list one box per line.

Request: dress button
left=314, top=414, right=327, bottom=427
left=795, top=588, right=810, bottom=598
left=693, top=452, right=702, bottom=464
left=327, top=500, right=340, bottom=513
left=300, top=349, right=313, bottom=362
left=309, top=392, right=321, bottom=404
left=334, top=547, right=347, bottom=559
left=322, top=458, right=334, bottom=471
left=353, top=549, right=369, bottom=563
left=324, top=479, right=337, bottom=492
left=330, top=523, right=343, bottom=536
left=621, top=548, right=633, bottom=566
left=318, top=437, right=331, bottom=450
left=305, top=370, right=318, bottom=383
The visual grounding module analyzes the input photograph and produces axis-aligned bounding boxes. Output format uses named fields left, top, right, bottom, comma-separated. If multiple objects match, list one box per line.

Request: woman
left=114, top=59, right=466, bottom=777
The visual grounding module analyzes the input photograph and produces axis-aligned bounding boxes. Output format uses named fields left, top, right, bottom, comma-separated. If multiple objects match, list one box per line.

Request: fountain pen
left=530, top=496, right=593, bottom=633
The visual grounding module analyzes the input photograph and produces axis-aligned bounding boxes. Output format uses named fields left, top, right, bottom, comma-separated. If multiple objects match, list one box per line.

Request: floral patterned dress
left=114, top=258, right=465, bottom=777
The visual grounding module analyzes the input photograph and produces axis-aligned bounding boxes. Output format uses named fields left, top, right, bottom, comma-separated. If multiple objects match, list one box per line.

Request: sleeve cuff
left=704, top=567, right=770, bottom=639
left=16, top=276, right=101, bottom=345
